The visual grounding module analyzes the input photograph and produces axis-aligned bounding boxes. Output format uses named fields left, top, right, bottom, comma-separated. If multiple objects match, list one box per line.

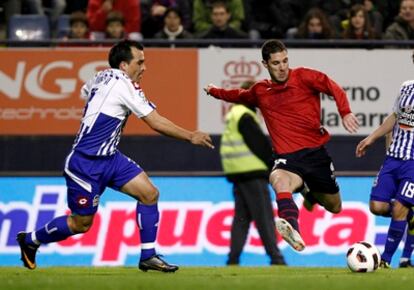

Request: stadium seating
left=56, top=14, right=70, bottom=38
left=8, top=15, right=50, bottom=41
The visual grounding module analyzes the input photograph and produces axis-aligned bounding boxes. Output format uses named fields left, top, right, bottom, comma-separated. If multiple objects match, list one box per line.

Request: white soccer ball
left=346, top=241, right=381, bottom=272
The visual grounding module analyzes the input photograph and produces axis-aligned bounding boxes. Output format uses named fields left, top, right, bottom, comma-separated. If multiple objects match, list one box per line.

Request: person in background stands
left=62, top=11, right=90, bottom=40
left=154, top=7, right=193, bottom=40
left=341, top=4, right=378, bottom=40
left=199, top=1, right=247, bottom=40
left=193, top=0, right=244, bottom=35
left=87, top=0, right=142, bottom=40
left=290, top=7, right=336, bottom=39
left=105, top=11, right=126, bottom=39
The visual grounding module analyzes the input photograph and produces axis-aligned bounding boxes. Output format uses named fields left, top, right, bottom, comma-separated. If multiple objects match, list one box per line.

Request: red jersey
left=209, top=67, right=352, bottom=154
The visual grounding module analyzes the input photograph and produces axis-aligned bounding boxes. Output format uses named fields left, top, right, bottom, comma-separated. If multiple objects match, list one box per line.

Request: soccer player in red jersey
left=205, top=39, right=359, bottom=251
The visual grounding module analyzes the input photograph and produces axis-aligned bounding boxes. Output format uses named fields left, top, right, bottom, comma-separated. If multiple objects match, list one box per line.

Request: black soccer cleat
left=139, top=254, right=179, bottom=273
left=16, top=232, right=38, bottom=270
left=379, top=259, right=391, bottom=269
left=399, top=259, right=413, bottom=268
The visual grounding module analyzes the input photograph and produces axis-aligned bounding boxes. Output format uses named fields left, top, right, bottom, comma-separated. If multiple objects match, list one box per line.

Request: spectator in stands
left=358, top=0, right=384, bottom=38
left=342, top=4, right=378, bottom=39
left=62, top=11, right=90, bottom=40
left=154, top=7, right=192, bottom=40
left=193, top=0, right=244, bottom=34
left=243, top=0, right=303, bottom=39
left=105, top=11, right=126, bottom=39
left=308, top=0, right=351, bottom=35
left=199, top=0, right=247, bottom=40
left=384, top=0, right=414, bottom=40
left=141, top=0, right=192, bottom=38
left=291, top=7, right=336, bottom=39
left=25, top=0, right=66, bottom=36
left=87, top=0, right=142, bottom=40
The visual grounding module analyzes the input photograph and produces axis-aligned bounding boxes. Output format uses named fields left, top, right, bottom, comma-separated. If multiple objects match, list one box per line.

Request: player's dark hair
left=261, top=39, right=287, bottom=62
left=108, top=39, right=144, bottom=69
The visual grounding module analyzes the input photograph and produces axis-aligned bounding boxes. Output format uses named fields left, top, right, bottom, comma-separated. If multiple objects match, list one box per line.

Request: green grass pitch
left=1, top=266, right=414, bottom=290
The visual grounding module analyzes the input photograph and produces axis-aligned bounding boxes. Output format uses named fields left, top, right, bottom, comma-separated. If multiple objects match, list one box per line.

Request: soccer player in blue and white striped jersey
left=16, top=40, right=214, bottom=272
left=356, top=66, right=414, bottom=268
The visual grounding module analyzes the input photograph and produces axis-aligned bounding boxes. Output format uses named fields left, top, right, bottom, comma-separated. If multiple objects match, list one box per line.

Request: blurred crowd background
left=0, top=0, right=412, bottom=46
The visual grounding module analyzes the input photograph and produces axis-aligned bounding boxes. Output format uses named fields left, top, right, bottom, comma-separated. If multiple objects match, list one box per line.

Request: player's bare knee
left=140, top=187, right=159, bottom=205
left=369, top=202, right=389, bottom=216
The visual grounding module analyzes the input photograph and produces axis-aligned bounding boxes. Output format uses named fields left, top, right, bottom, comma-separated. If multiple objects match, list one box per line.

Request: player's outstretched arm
left=355, top=113, right=396, bottom=158
left=142, top=110, right=214, bottom=149
left=204, top=83, right=254, bottom=104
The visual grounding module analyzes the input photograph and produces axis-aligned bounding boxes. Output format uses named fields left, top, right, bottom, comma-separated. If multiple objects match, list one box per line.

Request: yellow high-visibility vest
left=220, top=105, right=268, bottom=174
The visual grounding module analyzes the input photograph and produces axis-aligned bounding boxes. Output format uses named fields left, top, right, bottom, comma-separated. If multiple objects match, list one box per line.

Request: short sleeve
left=117, top=79, right=156, bottom=118
left=392, top=93, right=400, bottom=114
left=81, top=77, right=94, bottom=100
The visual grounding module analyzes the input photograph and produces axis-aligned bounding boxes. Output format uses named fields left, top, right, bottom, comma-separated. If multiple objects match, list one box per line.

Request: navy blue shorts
left=64, top=150, right=143, bottom=215
left=371, top=156, right=414, bottom=206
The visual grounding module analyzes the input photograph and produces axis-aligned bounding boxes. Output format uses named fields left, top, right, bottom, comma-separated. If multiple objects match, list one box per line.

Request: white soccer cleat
left=276, top=218, right=305, bottom=251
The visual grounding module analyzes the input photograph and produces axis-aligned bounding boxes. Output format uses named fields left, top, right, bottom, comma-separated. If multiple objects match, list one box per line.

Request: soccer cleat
left=399, top=259, right=413, bottom=268
left=275, top=218, right=305, bottom=251
left=139, top=254, right=179, bottom=273
left=16, top=232, right=38, bottom=270
left=379, top=259, right=391, bottom=269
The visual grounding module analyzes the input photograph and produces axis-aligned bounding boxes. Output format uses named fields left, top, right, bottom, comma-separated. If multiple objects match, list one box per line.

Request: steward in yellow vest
left=220, top=103, right=285, bottom=265
left=220, top=104, right=271, bottom=180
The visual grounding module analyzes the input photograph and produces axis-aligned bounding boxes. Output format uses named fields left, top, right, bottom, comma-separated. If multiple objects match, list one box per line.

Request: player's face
left=262, top=51, right=289, bottom=83
left=122, top=47, right=146, bottom=83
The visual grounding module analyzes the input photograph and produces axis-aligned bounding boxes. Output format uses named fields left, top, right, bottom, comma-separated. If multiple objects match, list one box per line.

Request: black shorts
left=272, top=146, right=339, bottom=194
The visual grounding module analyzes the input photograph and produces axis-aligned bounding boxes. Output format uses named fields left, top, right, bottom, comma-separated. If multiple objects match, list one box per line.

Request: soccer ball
left=346, top=241, right=381, bottom=272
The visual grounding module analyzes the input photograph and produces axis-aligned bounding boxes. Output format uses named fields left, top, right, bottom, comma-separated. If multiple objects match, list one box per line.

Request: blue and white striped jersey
left=387, top=80, right=414, bottom=160
left=72, top=68, right=155, bottom=156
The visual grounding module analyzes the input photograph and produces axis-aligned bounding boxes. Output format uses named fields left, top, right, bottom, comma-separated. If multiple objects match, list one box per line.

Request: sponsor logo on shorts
left=77, top=196, right=89, bottom=207
left=274, top=158, right=287, bottom=166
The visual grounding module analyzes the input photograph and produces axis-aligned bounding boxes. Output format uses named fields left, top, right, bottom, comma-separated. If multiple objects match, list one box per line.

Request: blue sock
left=25, top=215, right=74, bottom=246
left=137, top=203, right=159, bottom=261
left=401, top=232, right=414, bottom=260
left=382, top=219, right=406, bottom=263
